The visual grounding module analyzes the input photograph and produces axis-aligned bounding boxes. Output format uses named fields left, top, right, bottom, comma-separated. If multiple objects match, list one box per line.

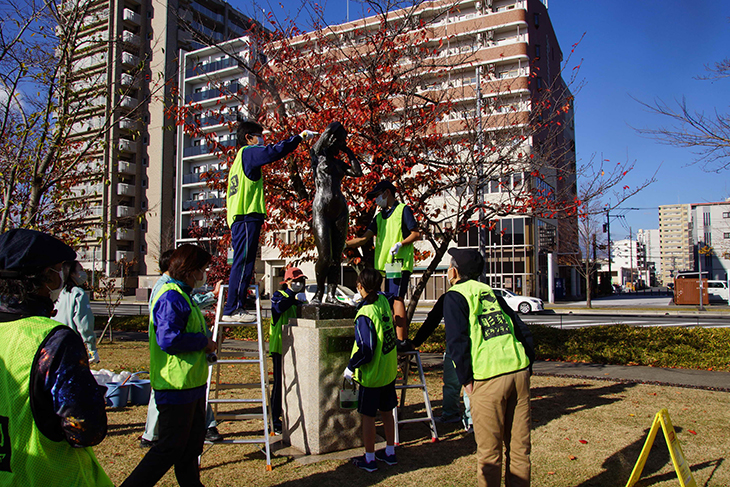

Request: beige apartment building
left=658, top=204, right=693, bottom=285
left=62, top=0, right=253, bottom=281
left=174, top=0, right=577, bottom=300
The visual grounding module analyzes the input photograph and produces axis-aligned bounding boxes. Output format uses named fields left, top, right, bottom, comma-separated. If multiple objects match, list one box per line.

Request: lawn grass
left=99, top=317, right=730, bottom=371
left=92, top=339, right=730, bottom=487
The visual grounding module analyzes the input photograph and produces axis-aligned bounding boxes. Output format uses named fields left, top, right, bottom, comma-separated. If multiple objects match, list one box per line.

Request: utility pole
left=476, top=64, right=487, bottom=283
left=629, top=226, right=633, bottom=291
left=605, top=207, right=612, bottom=286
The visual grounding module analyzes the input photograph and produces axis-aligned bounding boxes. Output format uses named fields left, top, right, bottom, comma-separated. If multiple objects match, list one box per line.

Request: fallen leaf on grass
left=568, top=455, right=577, bottom=460
left=629, top=414, right=635, bottom=417
left=548, top=471, right=556, bottom=475
left=688, top=430, right=697, bottom=435
left=579, top=440, right=588, bottom=444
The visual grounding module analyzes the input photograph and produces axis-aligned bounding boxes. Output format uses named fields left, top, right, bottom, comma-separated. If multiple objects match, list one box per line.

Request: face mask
left=447, top=267, right=458, bottom=286
left=195, top=271, right=207, bottom=289
left=74, top=270, right=88, bottom=286
left=290, top=281, right=304, bottom=293
left=46, top=267, right=66, bottom=302
left=375, top=193, right=388, bottom=209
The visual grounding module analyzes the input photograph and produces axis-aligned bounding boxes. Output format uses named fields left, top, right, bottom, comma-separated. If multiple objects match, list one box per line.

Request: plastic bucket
left=129, top=379, right=151, bottom=405
left=384, top=259, right=402, bottom=279
left=105, top=382, right=130, bottom=408
left=340, top=380, right=358, bottom=410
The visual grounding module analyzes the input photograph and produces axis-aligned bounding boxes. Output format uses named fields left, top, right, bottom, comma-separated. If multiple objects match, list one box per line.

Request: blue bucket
left=129, top=379, right=151, bottom=405
left=105, top=382, right=130, bottom=408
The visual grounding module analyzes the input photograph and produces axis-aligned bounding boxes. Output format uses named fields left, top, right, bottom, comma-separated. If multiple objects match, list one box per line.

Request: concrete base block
left=282, top=316, right=361, bottom=455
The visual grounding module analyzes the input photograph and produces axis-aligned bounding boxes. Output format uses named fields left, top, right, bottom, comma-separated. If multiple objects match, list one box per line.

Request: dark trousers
left=270, top=353, right=282, bottom=428
left=121, top=396, right=207, bottom=487
left=224, top=219, right=262, bottom=315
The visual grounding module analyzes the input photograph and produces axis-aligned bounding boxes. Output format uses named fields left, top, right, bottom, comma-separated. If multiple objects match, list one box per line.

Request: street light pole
left=476, top=64, right=487, bottom=283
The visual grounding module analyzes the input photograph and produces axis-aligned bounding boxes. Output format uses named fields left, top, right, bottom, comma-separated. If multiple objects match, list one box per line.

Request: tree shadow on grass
left=105, top=419, right=145, bottom=437
left=531, top=381, right=637, bottom=427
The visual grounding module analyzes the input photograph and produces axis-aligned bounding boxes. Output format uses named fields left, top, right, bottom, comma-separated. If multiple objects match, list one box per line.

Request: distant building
left=690, top=200, right=730, bottom=281
left=658, top=204, right=693, bottom=285
left=637, top=228, right=660, bottom=286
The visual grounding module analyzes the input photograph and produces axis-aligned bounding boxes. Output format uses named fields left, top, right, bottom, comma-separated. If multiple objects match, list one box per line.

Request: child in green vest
left=269, top=266, right=307, bottom=434
left=344, top=268, right=398, bottom=472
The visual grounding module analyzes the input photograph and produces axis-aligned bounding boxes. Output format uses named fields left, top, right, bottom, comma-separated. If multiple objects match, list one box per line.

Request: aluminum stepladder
left=392, top=350, right=438, bottom=445
left=205, top=284, right=276, bottom=471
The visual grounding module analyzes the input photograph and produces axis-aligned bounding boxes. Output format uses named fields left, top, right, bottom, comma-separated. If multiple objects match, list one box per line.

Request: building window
left=141, top=200, right=147, bottom=209
left=724, top=232, right=730, bottom=239
left=535, top=44, right=541, bottom=59
left=533, top=13, right=540, bottom=28
left=723, top=212, right=730, bottom=218
left=142, top=157, right=148, bottom=166
left=536, top=77, right=543, bottom=90
left=141, top=178, right=147, bottom=188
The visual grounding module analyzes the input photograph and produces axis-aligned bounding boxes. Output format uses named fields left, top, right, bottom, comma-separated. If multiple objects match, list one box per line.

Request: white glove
left=296, top=292, right=308, bottom=302
left=89, top=349, right=100, bottom=364
left=299, top=130, right=319, bottom=141
left=343, top=367, right=354, bottom=382
left=390, top=242, right=402, bottom=256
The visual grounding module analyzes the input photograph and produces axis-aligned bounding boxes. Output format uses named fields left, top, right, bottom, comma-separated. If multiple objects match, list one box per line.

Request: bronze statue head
left=313, top=121, right=348, bottom=155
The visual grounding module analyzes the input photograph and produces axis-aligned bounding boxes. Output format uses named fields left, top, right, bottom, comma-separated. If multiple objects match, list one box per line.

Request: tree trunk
left=0, top=165, right=18, bottom=233
left=405, top=236, right=452, bottom=323
left=585, top=259, right=592, bottom=308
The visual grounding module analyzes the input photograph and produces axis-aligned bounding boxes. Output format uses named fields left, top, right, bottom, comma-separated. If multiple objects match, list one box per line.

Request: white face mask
left=195, top=270, right=207, bottom=289
left=74, top=270, right=87, bottom=286
left=290, top=281, right=305, bottom=293
left=375, top=193, right=388, bottom=209
left=46, top=267, right=66, bottom=302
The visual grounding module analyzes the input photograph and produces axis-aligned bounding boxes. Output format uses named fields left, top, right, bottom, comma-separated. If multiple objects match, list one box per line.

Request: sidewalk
left=106, top=332, right=730, bottom=393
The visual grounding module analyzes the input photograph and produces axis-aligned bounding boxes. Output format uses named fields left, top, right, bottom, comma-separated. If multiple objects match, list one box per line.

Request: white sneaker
left=221, top=310, right=257, bottom=323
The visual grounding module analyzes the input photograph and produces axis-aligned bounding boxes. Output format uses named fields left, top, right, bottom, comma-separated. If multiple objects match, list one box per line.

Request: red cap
left=283, top=267, right=307, bottom=282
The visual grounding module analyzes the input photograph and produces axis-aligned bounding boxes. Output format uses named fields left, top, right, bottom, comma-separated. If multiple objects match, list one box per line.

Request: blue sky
left=233, top=0, right=729, bottom=240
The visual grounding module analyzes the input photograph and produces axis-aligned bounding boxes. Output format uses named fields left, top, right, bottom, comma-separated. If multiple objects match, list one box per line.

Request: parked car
left=491, top=287, right=544, bottom=314
left=706, top=280, right=729, bottom=303
left=303, top=283, right=359, bottom=305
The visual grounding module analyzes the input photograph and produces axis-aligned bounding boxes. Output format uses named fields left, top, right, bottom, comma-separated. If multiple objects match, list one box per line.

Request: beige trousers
left=469, top=369, right=531, bottom=487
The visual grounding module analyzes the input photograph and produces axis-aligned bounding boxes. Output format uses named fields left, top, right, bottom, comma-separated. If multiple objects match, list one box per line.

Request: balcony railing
left=122, top=30, right=140, bottom=47
left=120, top=95, right=138, bottom=108
left=121, top=51, right=140, bottom=67
left=123, top=8, right=141, bottom=25
left=116, top=250, right=135, bottom=261
left=117, top=182, right=134, bottom=196
left=118, top=139, right=136, bottom=153
left=119, top=117, right=138, bottom=130
left=116, top=228, right=134, bottom=240
left=182, top=170, right=224, bottom=184
left=198, top=112, right=237, bottom=127
left=185, top=57, right=238, bottom=78
left=182, top=140, right=235, bottom=157
left=118, top=160, right=136, bottom=174
left=190, top=2, right=224, bottom=23
left=117, top=205, right=135, bottom=217
left=182, top=197, right=225, bottom=211
left=186, top=82, right=242, bottom=104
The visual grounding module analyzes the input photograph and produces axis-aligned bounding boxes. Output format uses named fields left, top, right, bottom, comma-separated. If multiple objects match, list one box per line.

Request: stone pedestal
left=282, top=312, right=361, bottom=455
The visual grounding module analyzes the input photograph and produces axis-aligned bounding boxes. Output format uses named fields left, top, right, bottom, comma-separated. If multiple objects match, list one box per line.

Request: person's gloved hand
left=396, top=339, right=415, bottom=354
left=299, top=130, right=319, bottom=141
left=89, top=349, right=100, bottom=364
left=296, top=292, right=308, bottom=302
left=343, top=367, right=354, bottom=383
left=390, top=242, right=402, bottom=256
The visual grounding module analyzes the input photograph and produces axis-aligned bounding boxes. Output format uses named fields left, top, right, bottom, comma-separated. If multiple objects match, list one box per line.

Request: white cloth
left=53, top=286, right=98, bottom=354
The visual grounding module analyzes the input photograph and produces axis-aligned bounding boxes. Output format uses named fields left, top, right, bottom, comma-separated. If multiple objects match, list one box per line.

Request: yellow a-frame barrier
left=625, top=408, right=697, bottom=487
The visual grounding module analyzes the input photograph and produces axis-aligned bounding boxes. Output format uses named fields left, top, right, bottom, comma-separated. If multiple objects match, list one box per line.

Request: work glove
left=296, top=292, right=308, bottom=303
left=343, top=367, right=354, bottom=383
left=396, top=339, right=415, bottom=354
left=390, top=242, right=402, bottom=256
left=299, top=130, right=319, bottom=141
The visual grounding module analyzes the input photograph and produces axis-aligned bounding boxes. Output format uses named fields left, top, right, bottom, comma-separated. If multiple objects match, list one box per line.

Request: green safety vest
left=350, top=295, right=398, bottom=388
left=449, top=280, right=530, bottom=381
left=270, top=289, right=295, bottom=355
left=0, top=317, right=113, bottom=486
left=374, top=203, right=414, bottom=273
left=226, top=146, right=266, bottom=227
left=149, top=283, right=208, bottom=391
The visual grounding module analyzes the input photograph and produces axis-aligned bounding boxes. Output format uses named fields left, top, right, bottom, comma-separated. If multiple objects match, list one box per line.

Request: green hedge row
left=96, top=316, right=730, bottom=371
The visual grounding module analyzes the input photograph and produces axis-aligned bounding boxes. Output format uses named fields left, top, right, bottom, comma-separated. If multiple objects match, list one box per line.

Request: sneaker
left=434, top=415, right=462, bottom=424
left=351, top=455, right=377, bottom=472
left=464, top=424, right=474, bottom=434
left=221, top=310, right=256, bottom=323
left=273, top=422, right=282, bottom=435
left=139, top=437, right=157, bottom=448
left=375, top=450, right=397, bottom=465
left=205, top=427, right=223, bottom=442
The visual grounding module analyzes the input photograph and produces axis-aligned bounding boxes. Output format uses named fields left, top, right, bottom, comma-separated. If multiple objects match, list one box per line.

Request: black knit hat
left=366, top=180, right=397, bottom=200
left=0, top=229, right=76, bottom=278
left=447, top=248, right=484, bottom=279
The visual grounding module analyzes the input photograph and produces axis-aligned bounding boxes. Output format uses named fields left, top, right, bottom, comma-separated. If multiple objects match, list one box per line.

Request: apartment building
left=62, top=0, right=253, bottom=281
left=658, top=204, right=693, bottom=285
left=173, top=0, right=576, bottom=299
left=690, top=200, right=730, bottom=281
left=637, top=228, right=660, bottom=286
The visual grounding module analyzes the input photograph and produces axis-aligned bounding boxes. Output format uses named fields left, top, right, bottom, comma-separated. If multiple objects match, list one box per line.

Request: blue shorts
left=385, top=271, right=411, bottom=300
left=357, top=380, right=397, bottom=417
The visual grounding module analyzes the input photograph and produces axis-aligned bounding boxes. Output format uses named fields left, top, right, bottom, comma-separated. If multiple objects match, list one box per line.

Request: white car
left=303, top=283, right=359, bottom=306
left=491, top=287, right=544, bottom=314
